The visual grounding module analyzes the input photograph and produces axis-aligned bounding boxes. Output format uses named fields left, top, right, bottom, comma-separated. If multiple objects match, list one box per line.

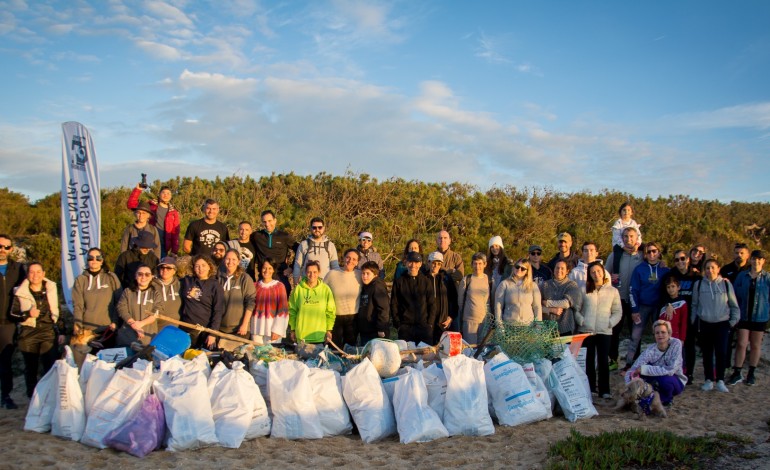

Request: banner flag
left=60, top=122, right=100, bottom=313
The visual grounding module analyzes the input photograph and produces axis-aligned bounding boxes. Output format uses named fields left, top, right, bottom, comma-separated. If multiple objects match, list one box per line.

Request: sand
left=1, top=339, right=768, bottom=470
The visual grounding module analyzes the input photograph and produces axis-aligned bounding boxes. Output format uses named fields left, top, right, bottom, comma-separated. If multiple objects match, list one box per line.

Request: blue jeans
left=627, top=304, right=655, bottom=364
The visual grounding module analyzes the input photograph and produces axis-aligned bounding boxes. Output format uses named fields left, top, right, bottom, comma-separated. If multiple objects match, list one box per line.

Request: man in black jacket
left=425, top=251, right=458, bottom=343
left=251, top=210, right=293, bottom=292
left=357, top=261, right=390, bottom=344
left=390, top=252, right=436, bottom=344
left=0, top=234, right=25, bottom=409
left=114, top=231, right=159, bottom=288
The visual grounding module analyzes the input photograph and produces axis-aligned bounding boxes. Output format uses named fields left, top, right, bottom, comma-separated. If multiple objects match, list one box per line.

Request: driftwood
left=154, top=313, right=259, bottom=347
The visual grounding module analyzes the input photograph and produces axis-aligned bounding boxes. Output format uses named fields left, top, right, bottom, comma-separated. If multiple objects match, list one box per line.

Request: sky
left=1, top=0, right=769, bottom=203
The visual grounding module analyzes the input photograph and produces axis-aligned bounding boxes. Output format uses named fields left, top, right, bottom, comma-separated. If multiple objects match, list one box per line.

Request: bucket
left=150, top=326, right=192, bottom=361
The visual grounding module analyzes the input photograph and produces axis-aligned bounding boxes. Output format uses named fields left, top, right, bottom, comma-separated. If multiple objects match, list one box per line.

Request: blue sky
left=1, top=0, right=769, bottom=202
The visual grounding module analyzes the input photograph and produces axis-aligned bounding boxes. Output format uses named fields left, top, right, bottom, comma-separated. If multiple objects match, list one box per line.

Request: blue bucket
left=150, top=326, right=192, bottom=361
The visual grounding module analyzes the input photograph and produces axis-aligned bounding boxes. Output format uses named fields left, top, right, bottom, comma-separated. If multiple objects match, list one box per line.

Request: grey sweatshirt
left=691, top=276, right=740, bottom=326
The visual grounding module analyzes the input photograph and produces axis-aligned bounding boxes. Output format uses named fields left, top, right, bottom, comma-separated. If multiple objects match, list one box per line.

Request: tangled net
left=481, top=316, right=563, bottom=364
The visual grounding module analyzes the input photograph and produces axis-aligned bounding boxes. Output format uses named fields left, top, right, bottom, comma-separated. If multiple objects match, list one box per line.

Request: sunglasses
left=514, top=265, right=527, bottom=272
left=87, top=256, right=103, bottom=261
left=159, top=266, right=175, bottom=271
left=675, top=256, right=687, bottom=262
left=530, top=251, right=542, bottom=256
left=0, top=245, right=11, bottom=250
left=311, top=226, right=324, bottom=230
left=646, top=249, right=659, bottom=254
left=692, top=249, right=705, bottom=255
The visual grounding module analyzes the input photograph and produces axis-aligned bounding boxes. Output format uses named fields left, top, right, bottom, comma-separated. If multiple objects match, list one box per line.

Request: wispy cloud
left=672, top=102, right=770, bottom=130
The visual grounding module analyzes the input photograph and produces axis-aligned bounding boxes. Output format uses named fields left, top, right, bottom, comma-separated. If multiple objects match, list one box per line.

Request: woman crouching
left=625, top=319, right=687, bottom=406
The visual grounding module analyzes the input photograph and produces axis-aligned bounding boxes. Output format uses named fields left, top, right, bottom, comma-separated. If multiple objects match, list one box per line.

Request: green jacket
left=289, top=278, right=336, bottom=343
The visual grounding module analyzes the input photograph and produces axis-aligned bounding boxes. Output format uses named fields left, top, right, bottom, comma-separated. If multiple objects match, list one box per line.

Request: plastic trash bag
left=342, top=358, right=397, bottom=443
left=392, top=368, right=448, bottom=444
left=307, top=368, right=352, bottom=437
left=104, top=394, right=165, bottom=458
left=52, top=346, right=86, bottom=441
left=421, top=363, right=447, bottom=420
left=441, top=355, right=494, bottom=436
left=483, top=353, right=549, bottom=427
left=269, top=359, right=323, bottom=440
left=208, top=362, right=270, bottom=448
left=547, top=346, right=598, bottom=422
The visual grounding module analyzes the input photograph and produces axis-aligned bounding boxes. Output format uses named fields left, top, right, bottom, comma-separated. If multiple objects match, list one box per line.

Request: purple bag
left=104, top=394, right=166, bottom=458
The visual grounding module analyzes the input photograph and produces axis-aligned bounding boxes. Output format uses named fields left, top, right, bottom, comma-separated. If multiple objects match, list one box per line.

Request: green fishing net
left=481, top=316, right=563, bottom=364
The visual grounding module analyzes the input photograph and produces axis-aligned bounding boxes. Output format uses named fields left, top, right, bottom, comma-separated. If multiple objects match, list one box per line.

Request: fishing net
left=481, top=316, right=563, bottom=364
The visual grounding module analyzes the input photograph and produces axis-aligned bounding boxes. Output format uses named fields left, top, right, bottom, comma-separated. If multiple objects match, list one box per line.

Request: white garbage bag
left=154, top=358, right=218, bottom=451
left=547, top=347, right=598, bottom=422
left=342, top=358, right=396, bottom=443
left=483, top=353, right=549, bottom=427
left=441, top=355, right=494, bottom=436
left=392, top=368, right=448, bottom=444
left=24, top=357, right=60, bottom=433
left=268, top=359, right=323, bottom=440
left=52, top=346, right=86, bottom=441
left=522, top=362, right=552, bottom=418
left=208, top=362, right=270, bottom=448
left=83, top=359, right=116, bottom=417
left=78, top=354, right=97, bottom=394
left=81, top=359, right=153, bottom=448
left=421, top=363, right=447, bottom=420
left=307, top=368, right=352, bottom=437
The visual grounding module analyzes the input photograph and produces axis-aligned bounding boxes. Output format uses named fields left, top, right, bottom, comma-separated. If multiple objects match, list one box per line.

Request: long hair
left=401, top=239, right=422, bottom=261
left=585, top=260, right=607, bottom=293
left=258, top=257, right=279, bottom=281
left=486, top=246, right=509, bottom=277
left=510, top=258, right=534, bottom=292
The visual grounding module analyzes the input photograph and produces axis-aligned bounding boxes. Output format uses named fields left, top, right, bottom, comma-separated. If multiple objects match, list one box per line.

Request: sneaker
left=601, top=393, right=612, bottom=399
left=715, top=380, right=729, bottom=393
left=727, top=370, right=743, bottom=385
left=0, top=396, right=17, bottom=410
left=701, top=379, right=714, bottom=391
left=662, top=401, right=673, bottom=407
left=686, top=375, right=694, bottom=386
left=746, top=374, right=756, bottom=386
left=608, top=359, right=618, bottom=371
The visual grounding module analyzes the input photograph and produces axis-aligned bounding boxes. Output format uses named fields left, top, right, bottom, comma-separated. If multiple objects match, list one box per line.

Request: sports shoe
left=715, top=380, right=729, bottom=393
left=727, top=370, right=743, bottom=385
left=745, top=374, right=756, bottom=386
left=701, top=379, right=714, bottom=391
left=0, top=396, right=18, bottom=410
left=608, top=359, right=618, bottom=371
left=601, top=393, right=612, bottom=399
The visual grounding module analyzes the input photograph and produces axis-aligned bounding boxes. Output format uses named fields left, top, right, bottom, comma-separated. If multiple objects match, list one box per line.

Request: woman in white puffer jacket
left=575, top=260, right=622, bottom=398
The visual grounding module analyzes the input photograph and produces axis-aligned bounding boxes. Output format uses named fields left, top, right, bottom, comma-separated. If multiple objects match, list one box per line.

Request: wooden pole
left=155, top=313, right=260, bottom=347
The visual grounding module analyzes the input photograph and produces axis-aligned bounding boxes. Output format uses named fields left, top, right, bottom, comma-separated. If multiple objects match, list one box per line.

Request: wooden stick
left=154, top=313, right=260, bottom=347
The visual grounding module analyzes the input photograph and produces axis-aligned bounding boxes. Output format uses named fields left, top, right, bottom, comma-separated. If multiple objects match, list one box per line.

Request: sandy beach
left=1, top=339, right=768, bottom=470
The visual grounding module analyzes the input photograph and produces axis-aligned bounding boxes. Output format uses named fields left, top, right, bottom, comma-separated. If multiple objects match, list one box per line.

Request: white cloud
left=178, top=69, right=258, bottom=95
left=413, top=81, right=501, bottom=132
left=143, top=0, right=194, bottom=27
left=674, top=102, right=770, bottom=130
left=134, top=39, right=183, bottom=60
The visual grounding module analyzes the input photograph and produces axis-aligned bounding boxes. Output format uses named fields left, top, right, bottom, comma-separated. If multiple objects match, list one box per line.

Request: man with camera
left=127, top=175, right=180, bottom=257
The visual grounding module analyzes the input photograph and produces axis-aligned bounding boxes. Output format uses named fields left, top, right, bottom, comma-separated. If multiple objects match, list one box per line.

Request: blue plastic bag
left=104, top=394, right=166, bottom=457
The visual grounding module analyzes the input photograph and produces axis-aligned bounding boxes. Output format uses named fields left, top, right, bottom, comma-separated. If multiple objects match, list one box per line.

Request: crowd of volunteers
left=0, top=183, right=766, bottom=414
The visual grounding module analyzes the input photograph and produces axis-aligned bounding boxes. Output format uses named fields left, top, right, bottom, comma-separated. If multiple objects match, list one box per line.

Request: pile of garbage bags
left=24, top=339, right=597, bottom=457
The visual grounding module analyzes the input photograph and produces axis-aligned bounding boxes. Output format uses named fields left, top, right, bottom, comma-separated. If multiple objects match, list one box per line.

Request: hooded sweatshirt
left=288, top=278, right=336, bottom=343
left=541, top=276, right=582, bottom=334
left=180, top=276, right=225, bottom=331
left=217, top=270, right=257, bottom=333
left=72, top=269, right=121, bottom=329
left=153, top=276, right=182, bottom=320
left=117, top=284, right=164, bottom=343
left=293, top=235, right=340, bottom=283
left=629, top=261, right=669, bottom=312
left=357, top=277, right=390, bottom=335
left=691, top=276, right=740, bottom=326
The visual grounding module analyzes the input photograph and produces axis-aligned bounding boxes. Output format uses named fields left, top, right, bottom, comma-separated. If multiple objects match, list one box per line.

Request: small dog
left=70, top=328, right=98, bottom=368
left=614, top=377, right=667, bottom=419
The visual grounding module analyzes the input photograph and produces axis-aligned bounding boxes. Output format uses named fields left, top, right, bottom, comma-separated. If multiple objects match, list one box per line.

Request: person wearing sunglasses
left=626, top=241, right=669, bottom=371
left=0, top=234, right=25, bottom=409
left=153, top=257, right=182, bottom=331
left=116, top=264, right=164, bottom=346
left=528, top=245, right=552, bottom=290
left=659, top=249, right=699, bottom=384
left=293, top=217, right=340, bottom=285
left=71, top=247, right=121, bottom=336
left=688, top=245, right=708, bottom=275
left=494, top=258, right=542, bottom=326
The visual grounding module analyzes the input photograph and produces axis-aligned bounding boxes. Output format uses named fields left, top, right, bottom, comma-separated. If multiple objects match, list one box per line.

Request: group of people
left=0, top=188, right=766, bottom=413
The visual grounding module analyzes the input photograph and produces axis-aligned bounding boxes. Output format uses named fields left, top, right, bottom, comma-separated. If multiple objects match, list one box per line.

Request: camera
left=139, top=173, right=148, bottom=189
